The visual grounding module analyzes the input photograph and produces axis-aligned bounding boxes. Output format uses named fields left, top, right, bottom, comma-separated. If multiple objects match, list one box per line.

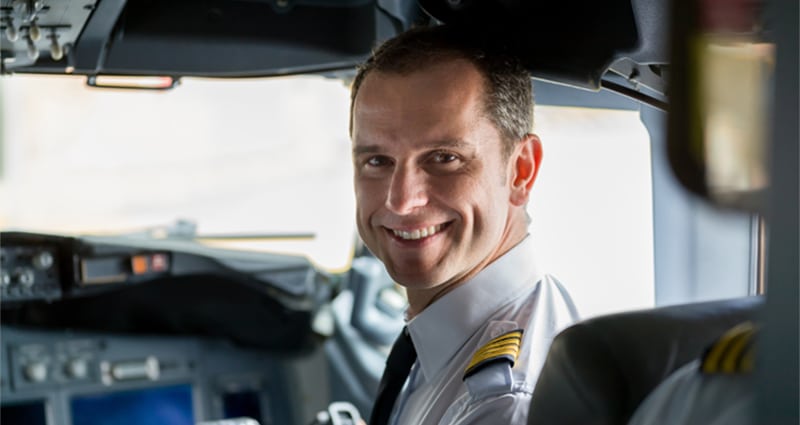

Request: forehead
left=357, top=58, right=486, bottom=108
left=352, top=59, right=493, bottom=146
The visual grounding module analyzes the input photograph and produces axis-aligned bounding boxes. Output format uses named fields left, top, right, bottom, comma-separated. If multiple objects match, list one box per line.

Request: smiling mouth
left=388, top=223, right=449, bottom=241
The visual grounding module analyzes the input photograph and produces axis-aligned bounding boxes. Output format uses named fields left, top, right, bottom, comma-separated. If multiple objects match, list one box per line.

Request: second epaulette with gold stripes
left=700, top=321, right=758, bottom=375
left=463, top=329, right=524, bottom=379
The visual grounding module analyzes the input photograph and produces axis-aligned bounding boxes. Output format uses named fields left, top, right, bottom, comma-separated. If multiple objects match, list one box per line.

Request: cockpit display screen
left=1, top=400, right=47, bottom=425
left=71, top=384, right=193, bottom=425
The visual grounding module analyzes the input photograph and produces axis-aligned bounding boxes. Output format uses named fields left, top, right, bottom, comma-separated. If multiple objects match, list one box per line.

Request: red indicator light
left=151, top=254, right=169, bottom=272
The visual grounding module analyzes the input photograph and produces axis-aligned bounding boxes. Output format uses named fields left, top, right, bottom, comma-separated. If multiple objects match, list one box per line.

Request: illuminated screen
left=71, top=384, right=193, bottom=425
left=1, top=400, right=47, bottom=425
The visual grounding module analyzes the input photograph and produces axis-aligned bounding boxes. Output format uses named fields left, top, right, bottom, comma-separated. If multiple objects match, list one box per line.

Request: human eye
left=429, top=151, right=460, bottom=164
left=356, top=155, right=393, bottom=177
left=365, top=155, right=392, bottom=167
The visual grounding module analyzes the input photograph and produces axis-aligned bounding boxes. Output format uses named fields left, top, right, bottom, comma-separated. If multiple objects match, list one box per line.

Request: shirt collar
left=406, top=236, right=542, bottom=381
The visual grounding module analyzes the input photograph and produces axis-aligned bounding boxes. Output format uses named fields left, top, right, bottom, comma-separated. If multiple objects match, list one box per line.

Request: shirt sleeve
left=446, top=390, right=532, bottom=425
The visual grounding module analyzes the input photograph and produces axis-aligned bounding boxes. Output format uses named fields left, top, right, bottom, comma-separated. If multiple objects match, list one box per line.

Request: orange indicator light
left=131, top=255, right=149, bottom=275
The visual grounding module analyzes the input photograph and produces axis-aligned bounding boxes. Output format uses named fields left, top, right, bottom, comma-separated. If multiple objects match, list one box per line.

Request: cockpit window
left=530, top=106, right=655, bottom=318
left=0, top=75, right=356, bottom=271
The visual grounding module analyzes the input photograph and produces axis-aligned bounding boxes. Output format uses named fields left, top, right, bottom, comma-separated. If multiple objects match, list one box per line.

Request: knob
left=24, top=362, right=48, bottom=382
left=32, top=251, right=54, bottom=270
left=14, top=267, right=35, bottom=287
left=65, top=358, right=89, bottom=379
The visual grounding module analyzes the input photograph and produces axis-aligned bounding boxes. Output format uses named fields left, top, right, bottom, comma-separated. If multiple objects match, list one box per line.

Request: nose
left=386, top=164, right=428, bottom=214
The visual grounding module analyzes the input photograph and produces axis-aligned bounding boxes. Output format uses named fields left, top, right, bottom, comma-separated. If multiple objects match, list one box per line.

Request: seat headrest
left=527, top=296, right=763, bottom=425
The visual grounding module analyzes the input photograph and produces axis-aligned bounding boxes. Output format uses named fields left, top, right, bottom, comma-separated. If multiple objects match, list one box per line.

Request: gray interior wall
left=642, top=107, right=756, bottom=306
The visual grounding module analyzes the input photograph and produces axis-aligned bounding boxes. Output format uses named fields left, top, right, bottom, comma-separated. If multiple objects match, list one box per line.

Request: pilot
left=349, top=25, right=579, bottom=425
left=627, top=322, right=758, bottom=425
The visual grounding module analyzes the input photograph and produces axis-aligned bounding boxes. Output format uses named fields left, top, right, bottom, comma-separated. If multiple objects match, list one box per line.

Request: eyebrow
left=352, top=144, right=383, bottom=156
left=352, top=139, right=472, bottom=156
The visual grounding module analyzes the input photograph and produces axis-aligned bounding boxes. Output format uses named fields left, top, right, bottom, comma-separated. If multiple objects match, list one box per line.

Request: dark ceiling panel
left=418, top=0, right=641, bottom=89
left=101, top=0, right=377, bottom=76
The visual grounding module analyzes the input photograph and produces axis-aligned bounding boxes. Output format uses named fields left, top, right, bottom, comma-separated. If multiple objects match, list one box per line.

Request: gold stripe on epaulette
left=701, top=321, right=757, bottom=374
left=463, top=329, right=523, bottom=379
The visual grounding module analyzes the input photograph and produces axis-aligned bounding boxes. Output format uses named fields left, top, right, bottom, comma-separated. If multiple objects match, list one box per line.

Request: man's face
left=351, top=59, right=527, bottom=292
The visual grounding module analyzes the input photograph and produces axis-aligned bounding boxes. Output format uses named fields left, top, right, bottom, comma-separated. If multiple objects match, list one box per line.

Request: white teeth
left=392, top=224, right=443, bottom=240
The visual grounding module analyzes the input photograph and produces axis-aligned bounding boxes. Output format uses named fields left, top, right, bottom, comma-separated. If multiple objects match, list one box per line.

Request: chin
left=390, top=271, right=445, bottom=290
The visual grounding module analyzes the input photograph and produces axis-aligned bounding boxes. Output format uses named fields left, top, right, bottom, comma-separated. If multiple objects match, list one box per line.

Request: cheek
left=354, top=180, right=385, bottom=218
left=433, top=177, right=490, bottom=218
left=464, top=177, right=510, bottom=228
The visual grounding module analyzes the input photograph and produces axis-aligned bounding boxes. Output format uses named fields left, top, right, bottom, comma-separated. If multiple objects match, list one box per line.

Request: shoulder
left=629, top=322, right=758, bottom=425
left=629, top=360, right=755, bottom=425
left=460, top=275, right=580, bottom=396
left=700, top=321, right=757, bottom=375
left=459, top=321, right=537, bottom=403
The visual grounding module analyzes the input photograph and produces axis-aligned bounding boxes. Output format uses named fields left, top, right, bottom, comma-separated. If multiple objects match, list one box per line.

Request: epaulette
left=700, top=321, right=757, bottom=375
left=463, top=329, right=523, bottom=380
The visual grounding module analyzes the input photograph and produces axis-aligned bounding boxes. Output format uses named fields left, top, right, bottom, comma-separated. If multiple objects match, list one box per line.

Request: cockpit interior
left=1, top=0, right=797, bottom=424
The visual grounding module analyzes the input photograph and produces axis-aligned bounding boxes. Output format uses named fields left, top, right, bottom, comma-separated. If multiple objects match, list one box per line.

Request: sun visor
left=103, top=0, right=375, bottom=76
left=5, top=0, right=391, bottom=77
left=101, top=0, right=377, bottom=76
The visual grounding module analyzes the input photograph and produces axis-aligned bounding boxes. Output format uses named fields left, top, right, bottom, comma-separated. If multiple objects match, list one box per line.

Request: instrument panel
left=0, top=231, right=325, bottom=310
left=0, top=326, right=302, bottom=425
left=1, top=243, right=62, bottom=302
left=0, top=231, right=341, bottom=424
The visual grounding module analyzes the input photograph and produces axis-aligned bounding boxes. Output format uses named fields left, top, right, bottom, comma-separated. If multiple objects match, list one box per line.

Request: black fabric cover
left=527, top=296, right=763, bottom=425
left=4, top=275, right=316, bottom=352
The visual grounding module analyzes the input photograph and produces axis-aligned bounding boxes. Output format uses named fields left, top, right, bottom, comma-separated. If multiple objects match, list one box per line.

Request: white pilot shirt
left=389, top=236, right=579, bottom=425
left=627, top=360, right=755, bottom=425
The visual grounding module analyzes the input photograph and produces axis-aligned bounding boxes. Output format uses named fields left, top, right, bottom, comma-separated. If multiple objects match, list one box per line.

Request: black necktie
left=369, top=326, right=418, bottom=425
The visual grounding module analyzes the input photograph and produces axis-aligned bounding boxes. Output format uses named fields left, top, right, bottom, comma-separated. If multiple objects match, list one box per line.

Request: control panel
left=0, top=0, right=96, bottom=71
left=1, top=244, right=62, bottom=302
left=1, top=326, right=301, bottom=425
left=0, top=232, right=332, bottom=424
left=1, top=231, right=321, bottom=306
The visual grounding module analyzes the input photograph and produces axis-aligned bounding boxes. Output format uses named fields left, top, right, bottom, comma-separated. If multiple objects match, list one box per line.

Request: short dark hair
left=350, top=25, right=534, bottom=157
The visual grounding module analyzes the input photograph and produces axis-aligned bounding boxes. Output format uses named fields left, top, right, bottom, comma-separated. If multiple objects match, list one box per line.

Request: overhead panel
left=1, top=0, right=98, bottom=72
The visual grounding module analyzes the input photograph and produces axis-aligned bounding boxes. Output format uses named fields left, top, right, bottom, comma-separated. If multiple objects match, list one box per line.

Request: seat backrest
left=527, top=296, right=763, bottom=425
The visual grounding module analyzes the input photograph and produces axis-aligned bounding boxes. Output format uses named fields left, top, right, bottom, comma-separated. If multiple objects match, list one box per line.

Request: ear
left=509, top=134, right=543, bottom=207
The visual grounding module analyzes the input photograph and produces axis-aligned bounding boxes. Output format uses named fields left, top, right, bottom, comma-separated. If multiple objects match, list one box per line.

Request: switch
left=28, top=20, right=41, bottom=41
left=4, top=18, right=19, bottom=42
left=26, top=34, right=39, bottom=60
